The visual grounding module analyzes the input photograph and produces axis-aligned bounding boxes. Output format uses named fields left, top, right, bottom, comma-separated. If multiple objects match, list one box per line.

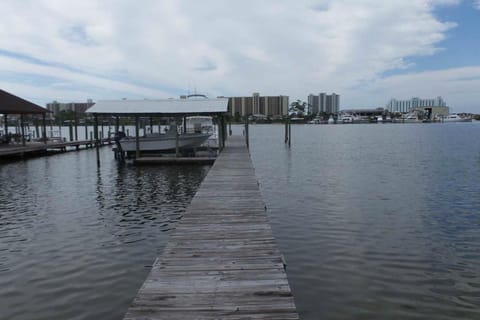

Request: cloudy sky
left=1, top=0, right=479, bottom=112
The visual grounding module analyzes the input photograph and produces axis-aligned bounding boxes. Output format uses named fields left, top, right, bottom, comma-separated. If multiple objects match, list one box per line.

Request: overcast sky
left=1, top=0, right=479, bottom=112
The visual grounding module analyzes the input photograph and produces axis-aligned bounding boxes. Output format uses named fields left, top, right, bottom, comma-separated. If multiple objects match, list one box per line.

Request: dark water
left=1, top=123, right=480, bottom=320
left=248, top=123, right=480, bottom=319
left=0, top=148, right=209, bottom=320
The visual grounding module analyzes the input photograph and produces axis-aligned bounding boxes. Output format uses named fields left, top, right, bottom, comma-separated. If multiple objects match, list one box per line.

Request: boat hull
left=119, top=133, right=211, bottom=152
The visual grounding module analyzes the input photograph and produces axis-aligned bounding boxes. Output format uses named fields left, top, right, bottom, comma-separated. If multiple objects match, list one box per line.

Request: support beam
left=42, top=113, right=47, bottom=144
left=20, top=114, right=26, bottom=146
left=3, top=115, right=7, bottom=140
left=135, top=116, right=140, bottom=159
left=74, top=112, right=78, bottom=141
left=94, top=114, right=100, bottom=167
left=175, top=119, right=180, bottom=158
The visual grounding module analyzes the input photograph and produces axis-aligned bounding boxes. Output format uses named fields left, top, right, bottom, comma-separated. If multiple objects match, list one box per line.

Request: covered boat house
left=87, top=97, right=230, bottom=163
left=1, top=89, right=49, bottom=146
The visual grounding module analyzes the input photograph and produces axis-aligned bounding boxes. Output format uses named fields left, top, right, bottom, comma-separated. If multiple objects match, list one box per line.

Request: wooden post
left=35, top=116, right=40, bottom=139
left=3, top=115, right=7, bottom=140
left=288, top=118, right=291, bottom=148
left=115, top=116, right=120, bottom=134
left=150, top=117, right=153, bottom=134
left=218, top=116, right=223, bottom=151
left=69, top=121, right=73, bottom=141
left=94, top=114, right=100, bottom=167
left=42, top=113, right=47, bottom=144
left=183, top=116, right=187, bottom=134
left=20, top=114, right=26, bottom=146
left=84, top=116, right=88, bottom=141
left=175, top=119, right=180, bottom=158
left=135, top=116, right=140, bottom=159
left=285, top=118, right=288, bottom=143
left=229, top=120, right=232, bottom=136
left=74, top=112, right=78, bottom=141
left=222, top=115, right=227, bottom=144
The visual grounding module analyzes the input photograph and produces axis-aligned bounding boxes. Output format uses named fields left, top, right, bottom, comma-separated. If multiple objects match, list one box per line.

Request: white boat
left=443, top=113, right=472, bottom=122
left=402, top=113, right=422, bottom=123
left=116, top=125, right=211, bottom=152
left=327, top=115, right=335, bottom=124
left=341, top=114, right=354, bottom=123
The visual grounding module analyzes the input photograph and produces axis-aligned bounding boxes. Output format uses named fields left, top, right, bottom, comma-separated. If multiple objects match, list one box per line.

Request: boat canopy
left=0, top=89, right=49, bottom=114
left=87, top=98, right=229, bottom=116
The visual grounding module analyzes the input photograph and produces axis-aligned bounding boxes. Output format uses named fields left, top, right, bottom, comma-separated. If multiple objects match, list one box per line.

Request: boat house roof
left=87, top=98, right=229, bottom=116
left=0, top=89, right=49, bottom=114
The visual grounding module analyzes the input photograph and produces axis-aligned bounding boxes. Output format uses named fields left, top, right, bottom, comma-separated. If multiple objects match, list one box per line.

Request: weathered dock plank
left=123, top=135, right=299, bottom=319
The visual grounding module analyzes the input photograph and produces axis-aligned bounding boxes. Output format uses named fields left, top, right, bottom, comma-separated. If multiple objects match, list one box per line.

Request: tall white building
left=386, top=96, right=446, bottom=113
left=308, top=92, right=340, bottom=114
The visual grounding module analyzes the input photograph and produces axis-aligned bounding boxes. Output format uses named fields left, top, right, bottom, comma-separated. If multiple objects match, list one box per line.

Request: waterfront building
left=386, top=96, right=447, bottom=113
left=227, top=93, right=289, bottom=119
left=308, top=92, right=340, bottom=115
left=47, top=99, right=95, bottom=117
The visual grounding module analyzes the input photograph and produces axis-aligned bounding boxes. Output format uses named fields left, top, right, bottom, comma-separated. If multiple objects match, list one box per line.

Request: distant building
left=228, top=93, right=289, bottom=118
left=386, top=96, right=447, bottom=113
left=308, top=93, right=340, bottom=114
left=46, top=99, right=95, bottom=117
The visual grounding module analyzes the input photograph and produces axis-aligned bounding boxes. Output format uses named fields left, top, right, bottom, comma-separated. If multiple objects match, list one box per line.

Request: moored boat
left=443, top=113, right=472, bottom=122
left=115, top=125, right=211, bottom=152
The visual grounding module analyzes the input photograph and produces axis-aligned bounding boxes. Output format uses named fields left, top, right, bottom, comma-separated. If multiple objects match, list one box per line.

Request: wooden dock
left=123, top=135, right=299, bottom=319
left=0, top=139, right=111, bottom=159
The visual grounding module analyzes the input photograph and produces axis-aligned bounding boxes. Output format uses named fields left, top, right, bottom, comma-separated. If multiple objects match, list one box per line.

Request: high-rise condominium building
left=47, top=100, right=95, bottom=116
left=386, top=96, right=446, bottom=113
left=308, top=93, right=340, bottom=114
left=228, top=93, right=289, bottom=118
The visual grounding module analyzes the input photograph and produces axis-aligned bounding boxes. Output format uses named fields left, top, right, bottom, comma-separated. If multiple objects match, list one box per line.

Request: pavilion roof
left=0, top=89, right=49, bottom=114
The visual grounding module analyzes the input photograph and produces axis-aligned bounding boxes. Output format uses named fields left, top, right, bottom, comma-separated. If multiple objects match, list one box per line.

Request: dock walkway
left=124, top=135, right=299, bottom=319
left=0, top=139, right=110, bottom=159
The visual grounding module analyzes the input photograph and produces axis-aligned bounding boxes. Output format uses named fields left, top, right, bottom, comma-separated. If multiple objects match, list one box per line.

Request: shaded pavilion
left=0, top=89, right=49, bottom=146
left=87, top=97, right=229, bottom=165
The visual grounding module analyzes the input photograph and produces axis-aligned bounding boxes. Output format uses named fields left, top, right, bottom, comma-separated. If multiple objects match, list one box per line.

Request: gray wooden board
left=123, top=135, right=299, bottom=319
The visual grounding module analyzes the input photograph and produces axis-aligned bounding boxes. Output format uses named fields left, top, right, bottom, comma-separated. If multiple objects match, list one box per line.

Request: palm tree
left=289, top=100, right=310, bottom=117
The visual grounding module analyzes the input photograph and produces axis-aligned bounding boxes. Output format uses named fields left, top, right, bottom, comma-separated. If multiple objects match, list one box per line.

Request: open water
left=1, top=122, right=480, bottom=319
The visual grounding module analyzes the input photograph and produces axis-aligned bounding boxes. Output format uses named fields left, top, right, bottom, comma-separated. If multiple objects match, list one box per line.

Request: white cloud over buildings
left=0, top=0, right=478, bottom=111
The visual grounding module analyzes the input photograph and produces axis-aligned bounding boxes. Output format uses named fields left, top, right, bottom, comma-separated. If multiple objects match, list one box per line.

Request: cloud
left=474, top=0, right=480, bottom=9
left=343, top=66, right=480, bottom=110
left=0, top=0, right=477, bottom=112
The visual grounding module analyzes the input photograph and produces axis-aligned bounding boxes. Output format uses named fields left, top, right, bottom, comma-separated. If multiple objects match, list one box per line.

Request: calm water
left=1, top=123, right=480, bottom=319
left=248, top=123, right=480, bottom=319
left=0, top=148, right=209, bottom=320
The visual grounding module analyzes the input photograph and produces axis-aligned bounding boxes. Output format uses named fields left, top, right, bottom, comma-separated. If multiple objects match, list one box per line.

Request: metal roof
left=0, top=89, right=49, bottom=114
left=87, top=98, right=229, bottom=115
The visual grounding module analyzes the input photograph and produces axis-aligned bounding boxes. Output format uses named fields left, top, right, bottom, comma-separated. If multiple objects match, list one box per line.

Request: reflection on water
left=0, top=147, right=209, bottom=320
left=249, top=123, right=480, bottom=320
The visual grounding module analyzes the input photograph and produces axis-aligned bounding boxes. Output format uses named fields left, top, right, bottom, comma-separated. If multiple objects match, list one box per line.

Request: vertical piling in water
left=74, top=112, right=78, bottom=141
left=69, top=122, right=73, bottom=141
left=229, top=120, right=232, bottom=136
left=115, top=116, right=120, bottom=135
left=150, top=117, right=154, bottom=134
left=35, top=116, right=40, bottom=139
left=84, top=117, right=88, bottom=142
left=135, top=116, right=140, bottom=159
left=94, top=114, right=100, bottom=167
left=284, top=118, right=288, bottom=143
left=20, top=114, right=26, bottom=146
left=3, top=115, right=7, bottom=139
left=218, top=116, right=224, bottom=151
left=288, top=118, right=291, bottom=148
left=175, top=118, right=180, bottom=158
left=42, top=114, right=47, bottom=144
